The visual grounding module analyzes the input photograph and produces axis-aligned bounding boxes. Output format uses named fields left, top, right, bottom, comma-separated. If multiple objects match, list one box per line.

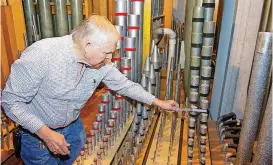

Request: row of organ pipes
left=19, top=0, right=273, bottom=164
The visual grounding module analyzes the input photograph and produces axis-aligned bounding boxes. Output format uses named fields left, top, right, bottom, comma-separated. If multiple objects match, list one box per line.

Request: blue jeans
left=20, top=119, right=86, bottom=165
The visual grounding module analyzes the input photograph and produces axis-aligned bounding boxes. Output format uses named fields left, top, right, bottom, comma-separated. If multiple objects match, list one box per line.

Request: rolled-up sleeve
left=102, top=66, right=156, bottom=105
left=2, top=45, right=48, bottom=133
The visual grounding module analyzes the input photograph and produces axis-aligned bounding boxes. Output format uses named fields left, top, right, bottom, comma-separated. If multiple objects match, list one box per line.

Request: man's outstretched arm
left=102, top=65, right=180, bottom=111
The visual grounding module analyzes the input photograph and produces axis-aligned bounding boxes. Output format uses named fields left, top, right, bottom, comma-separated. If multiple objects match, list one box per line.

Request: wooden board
left=99, top=0, right=108, bottom=17
left=1, top=5, right=18, bottom=66
left=163, top=0, right=173, bottom=28
left=142, top=0, right=152, bottom=67
left=207, top=121, right=236, bottom=165
left=1, top=24, right=10, bottom=86
left=8, top=0, right=27, bottom=52
left=146, top=112, right=182, bottom=165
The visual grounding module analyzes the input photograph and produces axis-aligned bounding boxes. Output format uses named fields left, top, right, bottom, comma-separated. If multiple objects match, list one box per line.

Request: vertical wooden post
left=6, top=0, right=27, bottom=52
left=100, top=0, right=108, bottom=17
left=142, top=0, right=152, bottom=66
left=163, top=0, right=173, bottom=28
left=1, top=5, right=18, bottom=64
left=93, top=0, right=101, bottom=14
left=108, top=0, right=114, bottom=23
left=1, top=25, right=10, bottom=85
left=84, top=0, right=93, bottom=16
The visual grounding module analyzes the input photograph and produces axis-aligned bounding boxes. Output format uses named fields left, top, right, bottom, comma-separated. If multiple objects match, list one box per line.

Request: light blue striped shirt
left=1, top=35, right=155, bottom=133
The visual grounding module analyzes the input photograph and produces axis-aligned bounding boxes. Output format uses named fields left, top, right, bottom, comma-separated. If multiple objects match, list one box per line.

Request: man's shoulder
left=21, top=35, right=73, bottom=63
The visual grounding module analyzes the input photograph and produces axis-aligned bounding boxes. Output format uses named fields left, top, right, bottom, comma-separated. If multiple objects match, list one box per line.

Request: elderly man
left=2, top=15, right=179, bottom=164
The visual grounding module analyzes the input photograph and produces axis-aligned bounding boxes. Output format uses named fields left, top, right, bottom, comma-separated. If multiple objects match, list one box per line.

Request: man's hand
left=152, top=98, right=180, bottom=112
left=36, top=126, right=70, bottom=155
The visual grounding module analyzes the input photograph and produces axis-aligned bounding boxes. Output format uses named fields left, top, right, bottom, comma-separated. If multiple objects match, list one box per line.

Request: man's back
left=2, top=35, right=110, bottom=132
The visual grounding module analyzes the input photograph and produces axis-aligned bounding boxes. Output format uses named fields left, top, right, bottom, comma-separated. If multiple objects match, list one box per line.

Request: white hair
left=72, top=15, right=119, bottom=47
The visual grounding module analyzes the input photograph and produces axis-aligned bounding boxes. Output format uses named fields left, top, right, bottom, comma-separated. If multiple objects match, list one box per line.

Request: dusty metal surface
left=236, top=32, right=272, bottom=165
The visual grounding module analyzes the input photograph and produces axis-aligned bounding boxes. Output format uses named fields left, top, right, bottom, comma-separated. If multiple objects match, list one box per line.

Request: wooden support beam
left=1, top=25, right=10, bottom=86
left=100, top=0, right=108, bottom=17
left=1, top=5, right=18, bottom=65
left=142, top=0, right=152, bottom=66
left=84, top=0, right=93, bottom=17
left=108, top=0, right=114, bottom=23
left=163, top=0, right=173, bottom=28
left=93, top=0, right=100, bottom=14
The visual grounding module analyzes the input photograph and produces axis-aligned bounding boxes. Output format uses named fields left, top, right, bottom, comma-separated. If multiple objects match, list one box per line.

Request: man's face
left=84, top=34, right=118, bottom=69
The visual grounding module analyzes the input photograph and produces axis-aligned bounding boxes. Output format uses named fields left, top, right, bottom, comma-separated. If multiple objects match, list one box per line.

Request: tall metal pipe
left=153, top=28, right=176, bottom=81
left=236, top=32, right=272, bottom=165
left=71, top=0, right=83, bottom=29
left=38, top=0, right=54, bottom=38
left=184, top=0, right=196, bottom=99
left=191, top=33, right=203, bottom=57
left=52, top=13, right=57, bottom=36
left=115, top=0, right=127, bottom=37
left=192, top=7, right=204, bottom=33
left=128, top=14, right=140, bottom=82
left=113, top=48, right=121, bottom=70
left=131, top=1, right=144, bottom=82
left=151, top=46, right=161, bottom=98
left=124, top=37, right=137, bottom=82
left=202, top=0, right=215, bottom=21
left=121, top=57, right=132, bottom=120
left=23, top=0, right=36, bottom=45
left=55, top=0, right=69, bottom=36
left=115, top=25, right=125, bottom=58
left=252, top=88, right=272, bottom=165
left=195, top=0, right=203, bottom=7
left=144, top=56, right=150, bottom=77
left=67, top=0, right=72, bottom=33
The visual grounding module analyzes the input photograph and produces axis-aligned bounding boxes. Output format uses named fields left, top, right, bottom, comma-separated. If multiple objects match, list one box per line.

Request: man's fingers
left=64, top=139, right=70, bottom=147
left=59, top=145, right=70, bottom=155
left=57, top=147, right=66, bottom=155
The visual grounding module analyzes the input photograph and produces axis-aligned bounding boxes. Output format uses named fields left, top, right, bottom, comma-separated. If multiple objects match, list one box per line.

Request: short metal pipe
left=190, top=75, right=200, bottom=93
left=200, top=99, right=209, bottom=110
left=201, top=46, right=212, bottom=67
left=203, top=21, right=215, bottom=46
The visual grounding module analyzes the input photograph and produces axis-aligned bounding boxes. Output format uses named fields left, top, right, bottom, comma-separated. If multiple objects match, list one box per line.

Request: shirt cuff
left=24, top=117, right=45, bottom=134
left=145, top=94, right=156, bottom=105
